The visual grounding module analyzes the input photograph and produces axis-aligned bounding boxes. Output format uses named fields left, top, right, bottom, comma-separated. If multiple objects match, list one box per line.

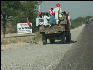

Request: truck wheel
left=61, top=32, right=65, bottom=43
left=49, top=39, right=55, bottom=44
left=66, top=31, right=71, bottom=42
left=42, top=34, right=47, bottom=45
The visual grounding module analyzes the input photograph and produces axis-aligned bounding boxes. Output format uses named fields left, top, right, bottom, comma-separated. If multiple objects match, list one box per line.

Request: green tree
left=18, top=1, right=39, bottom=32
left=1, top=1, right=22, bottom=38
left=1, top=1, right=40, bottom=37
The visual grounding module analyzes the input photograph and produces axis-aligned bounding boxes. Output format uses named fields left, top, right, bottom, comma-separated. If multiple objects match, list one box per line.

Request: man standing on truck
left=53, top=3, right=62, bottom=24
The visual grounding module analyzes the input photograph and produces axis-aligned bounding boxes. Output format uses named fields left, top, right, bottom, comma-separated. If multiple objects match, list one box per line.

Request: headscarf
left=49, top=8, right=53, bottom=16
left=56, top=3, right=61, bottom=7
left=37, top=12, right=42, bottom=16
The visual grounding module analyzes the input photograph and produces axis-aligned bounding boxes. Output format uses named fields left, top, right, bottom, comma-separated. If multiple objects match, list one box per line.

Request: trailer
left=36, top=13, right=71, bottom=45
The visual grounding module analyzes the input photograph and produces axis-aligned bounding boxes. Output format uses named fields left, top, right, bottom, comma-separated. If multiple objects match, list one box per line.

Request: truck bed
left=39, top=24, right=66, bottom=34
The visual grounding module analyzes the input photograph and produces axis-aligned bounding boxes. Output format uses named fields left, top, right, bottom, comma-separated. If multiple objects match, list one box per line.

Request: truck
left=36, top=13, right=71, bottom=45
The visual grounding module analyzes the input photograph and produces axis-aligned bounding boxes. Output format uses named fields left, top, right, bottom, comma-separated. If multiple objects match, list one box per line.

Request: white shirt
left=43, top=15, right=50, bottom=25
left=53, top=7, right=62, bottom=19
left=68, top=16, right=71, bottom=26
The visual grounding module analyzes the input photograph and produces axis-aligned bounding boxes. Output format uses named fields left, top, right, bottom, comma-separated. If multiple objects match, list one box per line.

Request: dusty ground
left=1, top=24, right=85, bottom=70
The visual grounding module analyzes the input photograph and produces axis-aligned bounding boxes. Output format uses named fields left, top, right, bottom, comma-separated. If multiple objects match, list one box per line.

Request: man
left=37, top=12, right=42, bottom=18
left=53, top=3, right=62, bottom=24
left=63, top=11, right=69, bottom=30
left=49, top=13, right=56, bottom=25
left=49, top=8, right=54, bottom=16
left=68, top=12, right=71, bottom=27
left=43, top=13, right=50, bottom=26
left=63, top=11, right=71, bottom=42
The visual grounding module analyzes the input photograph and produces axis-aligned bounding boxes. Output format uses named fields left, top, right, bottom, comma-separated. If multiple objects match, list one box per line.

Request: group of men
left=37, top=3, right=71, bottom=30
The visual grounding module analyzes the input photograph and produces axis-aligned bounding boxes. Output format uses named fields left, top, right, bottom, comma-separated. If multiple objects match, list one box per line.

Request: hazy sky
left=40, top=1, right=93, bottom=19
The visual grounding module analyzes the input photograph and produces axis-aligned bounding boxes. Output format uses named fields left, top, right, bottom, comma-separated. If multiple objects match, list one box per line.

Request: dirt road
left=1, top=24, right=85, bottom=70
left=54, top=23, right=93, bottom=70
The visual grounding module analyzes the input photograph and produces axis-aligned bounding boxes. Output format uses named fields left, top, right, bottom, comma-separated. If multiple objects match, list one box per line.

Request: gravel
left=1, top=24, right=85, bottom=70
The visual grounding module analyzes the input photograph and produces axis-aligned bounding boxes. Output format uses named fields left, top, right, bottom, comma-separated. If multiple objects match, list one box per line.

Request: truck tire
left=42, top=34, right=47, bottom=45
left=65, top=31, right=71, bottom=43
left=49, top=39, right=55, bottom=44
left=61, top=32, right=65, bottom=43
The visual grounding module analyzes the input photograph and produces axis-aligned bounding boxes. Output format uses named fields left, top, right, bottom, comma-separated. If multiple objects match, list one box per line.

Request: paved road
left=54, top=23, right=93, bottom=70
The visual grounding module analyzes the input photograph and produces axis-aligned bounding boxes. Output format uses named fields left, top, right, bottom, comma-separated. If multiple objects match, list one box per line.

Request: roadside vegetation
left=71, top=16, right=93, bottom=29
left=1, top=1, right=41, bottom=37
left=1, top=16, right=92, bottom=45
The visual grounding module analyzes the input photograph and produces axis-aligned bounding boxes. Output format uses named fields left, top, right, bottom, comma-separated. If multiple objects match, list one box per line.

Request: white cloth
left=53, top=7, right=62, bottom=24
left=43, top=15, right=50, bottom=26
left=68, top=16, right=71, bottom=26
left=55, top=19, right=59, bottom=24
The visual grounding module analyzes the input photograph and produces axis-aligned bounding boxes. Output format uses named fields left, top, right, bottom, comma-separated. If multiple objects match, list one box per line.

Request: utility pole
left=38, top=1, right=42, bottom=12
left=39, top=4, right=40, bottom=12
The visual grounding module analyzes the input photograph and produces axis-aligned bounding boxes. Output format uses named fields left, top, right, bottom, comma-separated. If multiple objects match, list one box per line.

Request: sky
left=40, top=1, right=93, bottom=19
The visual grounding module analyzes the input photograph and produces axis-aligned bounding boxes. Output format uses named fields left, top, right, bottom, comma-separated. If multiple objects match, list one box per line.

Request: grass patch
left=71, top=17, right=85, bottom=29
left=71, top=16, right=93, bottom=29
left=1, top=32, right=42, bottom=45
